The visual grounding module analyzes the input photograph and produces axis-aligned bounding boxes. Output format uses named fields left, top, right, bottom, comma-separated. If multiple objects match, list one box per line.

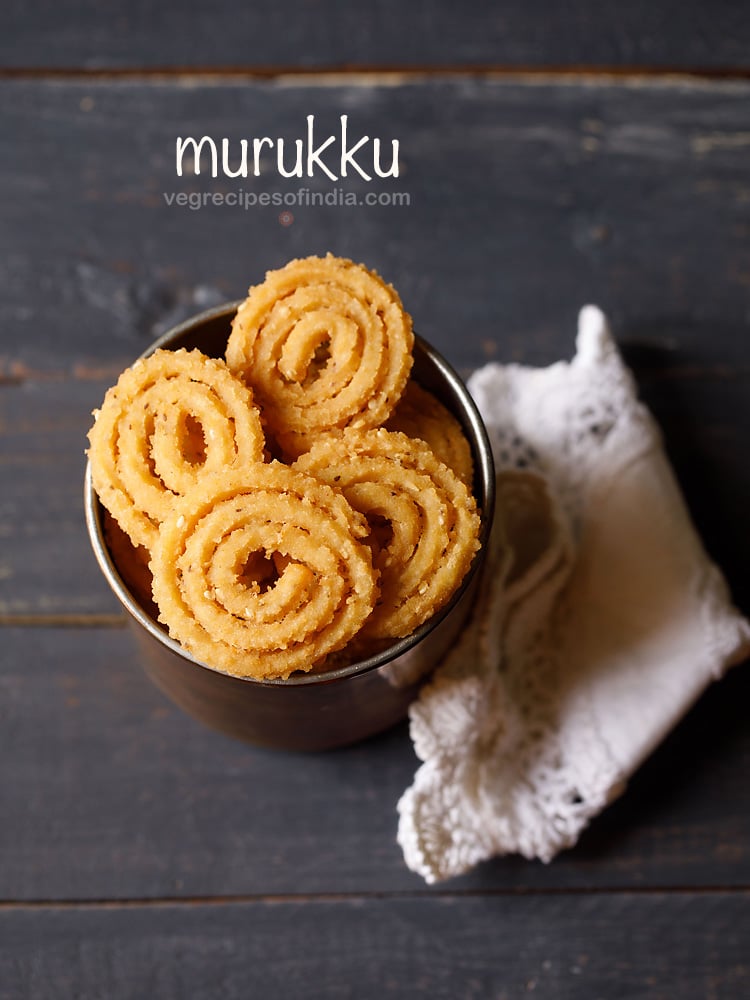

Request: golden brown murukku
left=150, top=463, right=378, bottom=679
left=88, top=349, right=265, bottom=550
left=386, top=380, right=474, bottom=488
left=295, top=428, right=481, bottom=640
left=226, top=254, right=414, bottom=458
left=88, top=255, right=487, bottom=681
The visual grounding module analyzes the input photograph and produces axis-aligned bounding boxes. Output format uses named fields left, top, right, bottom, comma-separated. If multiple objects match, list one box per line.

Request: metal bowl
left=84, top=302, right=495, bottom=751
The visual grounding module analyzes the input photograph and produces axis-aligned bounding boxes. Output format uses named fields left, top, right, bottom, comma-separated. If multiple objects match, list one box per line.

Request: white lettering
left=222, top=138, right=248, bottom=178
left=306, top=115, right=338, bottom=181
left=373, top=138, right=400, bottom=178
left=176, top=136, right=218, bottom=177
left=339, top=116, right=371, bottom=181
left=277, top=138, right=304, bottom=178
left=253, top=137, right=274, bottom=177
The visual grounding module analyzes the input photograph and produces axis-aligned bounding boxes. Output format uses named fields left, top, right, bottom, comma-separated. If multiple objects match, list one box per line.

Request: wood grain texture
left=3, top=371, right=750, bottom=618
left=1, top=893, right=747, bottom=1000
left=1, top=27, right=749, bottom=1000
left=1, top=627, right=747, bottom=901
left=0, top=378, right=116, bottom=616
left=1, top=1, right=749, bottom=71
left=1, top=78, right=749, bottom=618
left=1, top=78, right=750, bottom=373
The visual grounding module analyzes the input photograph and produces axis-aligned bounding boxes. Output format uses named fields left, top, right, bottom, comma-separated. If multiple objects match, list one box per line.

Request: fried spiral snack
left=386, top=380, right=475, bottom=488
left=87, top=349, right=265, bottom=550
left=150, top=463, right=378, bottom=679
left=296, top=428, right=481, bottom=640
left=226, top=254, right=414, bottom=458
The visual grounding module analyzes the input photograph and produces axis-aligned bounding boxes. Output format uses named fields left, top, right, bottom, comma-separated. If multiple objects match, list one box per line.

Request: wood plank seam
left=1, top=886, right=749, bottom=909
left=2, top=66, right=750, bottom=84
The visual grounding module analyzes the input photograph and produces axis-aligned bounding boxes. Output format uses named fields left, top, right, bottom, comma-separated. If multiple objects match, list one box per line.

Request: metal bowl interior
left=84, top=302, right=495, bottom=749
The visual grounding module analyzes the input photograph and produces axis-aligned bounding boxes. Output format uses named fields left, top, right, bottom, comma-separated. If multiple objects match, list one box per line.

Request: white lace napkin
left=397, top=306, right=750, bottom=883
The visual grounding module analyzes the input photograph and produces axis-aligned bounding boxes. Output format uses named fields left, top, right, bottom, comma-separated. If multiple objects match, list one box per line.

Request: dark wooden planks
left=0, top=893, right=748, bottom=1000
left=633, top=369, right=750, bottom=618
left=2, top=78, right=750, bottom=617
left=0, top=627, right=418, bottom=901
left=1, top=73, right=749, bottom=938
left=4, top=371, right=750, bottom=619
left=0, top=376, right=118, bottom=617
left=1, top=1, right=750, bottom=71
left=1, top=626, right=748, bottom=901
left=2, top=78, right=750, bottom=374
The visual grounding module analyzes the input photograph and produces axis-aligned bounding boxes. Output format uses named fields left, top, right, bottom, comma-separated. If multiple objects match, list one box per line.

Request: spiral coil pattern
left=150, top=464, right=378, bottom=679
left=88, top=349, right=265, bottom=550
left=227, top=255, right=414, bottom=457
left=296, top=428, right=481, bottom=639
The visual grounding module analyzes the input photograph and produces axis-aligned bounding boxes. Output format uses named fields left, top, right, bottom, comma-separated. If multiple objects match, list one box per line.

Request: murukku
left=386, top=380, right=474, bottom=488
left=226, top=254, right=414, bottom=458
left=87, top=348, right=265, bottom=551
left=150, top=463, right=378, bottom=679
left=295, top=428, right=481, bottom=640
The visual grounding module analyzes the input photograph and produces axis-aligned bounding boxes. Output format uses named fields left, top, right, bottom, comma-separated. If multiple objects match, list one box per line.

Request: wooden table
left=1, top=5, right=749, bottom=997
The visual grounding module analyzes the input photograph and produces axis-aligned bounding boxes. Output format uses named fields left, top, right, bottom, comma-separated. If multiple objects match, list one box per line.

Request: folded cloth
left=397, top=306, right=750, bottom=883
